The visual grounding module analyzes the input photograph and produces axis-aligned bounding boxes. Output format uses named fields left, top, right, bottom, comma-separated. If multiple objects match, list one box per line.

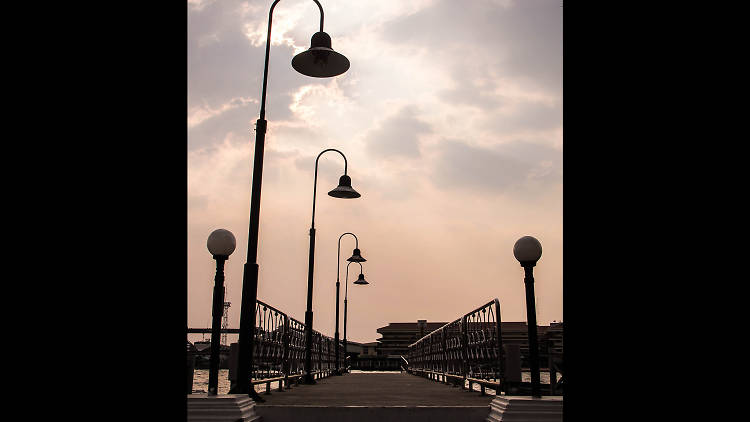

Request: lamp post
left=232, top=0, right=349, bottom=399
left=343, top=261, right=369, bottom=366
left=335, top=233, right=366, bottom=375
left=303, top=149, right=361, bottom=384
left=206, top=229, right=237, bottom=395
left=513, top=235, right=543, bottom=398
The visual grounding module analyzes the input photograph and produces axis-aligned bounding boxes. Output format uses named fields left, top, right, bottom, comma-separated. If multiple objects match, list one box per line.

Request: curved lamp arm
left=337, top=232, right=359, bottom=283
left=260, top=0, right=325, bottom=120
left=344, top=261, right=363, bottom=300
left=311, top=148, right=348, bottom=228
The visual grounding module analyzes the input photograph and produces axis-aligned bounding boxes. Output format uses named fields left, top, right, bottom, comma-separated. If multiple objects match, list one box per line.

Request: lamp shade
left=347, top=248, right=366, bottom=262
left=207, top=229, right=236, bottom=257
left=353, top=273, right=369, bottom=285
left=513, top=236, right=542, bottom=265
left=328, top=175, right=360, bottom=198
left=292, top=32, right=350, bottom=78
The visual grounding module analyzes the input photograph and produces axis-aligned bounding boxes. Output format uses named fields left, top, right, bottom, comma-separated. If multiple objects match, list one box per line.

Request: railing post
left=461, top=315, right=468, bottom=390
left=282, top=315, right=290, bottom=389
left=441, top=328, right=447, bottom=383
left=494, top=299, right=505, bottom=390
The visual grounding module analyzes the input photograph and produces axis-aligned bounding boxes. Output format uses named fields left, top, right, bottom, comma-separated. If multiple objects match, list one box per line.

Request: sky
left=187, top=0, right=562, bottom=345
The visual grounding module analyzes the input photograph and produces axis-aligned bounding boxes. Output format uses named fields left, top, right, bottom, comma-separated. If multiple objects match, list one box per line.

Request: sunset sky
left=188, top=0, right=562, bottom=344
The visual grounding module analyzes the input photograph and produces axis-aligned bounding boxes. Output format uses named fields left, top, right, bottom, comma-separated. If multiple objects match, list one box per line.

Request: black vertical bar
left=461, top=316, right=468, bottom=388
left=335, top=280, right=340, bottom=374
left=304, top=227, right=316, bottom=383
left=524, top=266, right=541, bottom=398
left=494, top=299, right=505, bottom=387
left=208, top=258, right=226, bottom=395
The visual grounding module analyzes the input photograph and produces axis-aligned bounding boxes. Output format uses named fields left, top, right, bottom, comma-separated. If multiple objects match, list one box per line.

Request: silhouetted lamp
left=303, top=148, right=361, bottom=384
left=513, top=235, right=543, bottom=398
left=206, top=229, right=236, bottom=395
left=354, top=272, right=369, bottom=285
left=328, top=175, right=360, bottom=198
left=335, top=233, right=367, bottom=375
left=343, top=260, right=369, bottom=366
left=292, top=32, right=350, bottom=78
left=347, top=248, right=366, bottom=262
left=234, top=0, right=351, bottom=400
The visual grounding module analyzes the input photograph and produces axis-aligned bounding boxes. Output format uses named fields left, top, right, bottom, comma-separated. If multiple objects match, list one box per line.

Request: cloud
left=380, top=0, right=561, bottom=94
left=429, top=138, right=561, bottom=195
left=364, top=105, right=432, bottom=160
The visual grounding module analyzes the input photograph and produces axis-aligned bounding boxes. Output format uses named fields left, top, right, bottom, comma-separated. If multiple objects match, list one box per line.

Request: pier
left=188, top=297, right=563, bottom=421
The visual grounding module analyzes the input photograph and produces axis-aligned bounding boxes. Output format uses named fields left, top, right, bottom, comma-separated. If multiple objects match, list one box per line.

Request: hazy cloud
left=430, top=139, right=560, bottom=194
left=364, top=106, right=431, bottom=160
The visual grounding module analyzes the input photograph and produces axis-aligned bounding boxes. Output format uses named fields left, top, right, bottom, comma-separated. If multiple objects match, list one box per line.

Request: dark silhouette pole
left=513, top=235, right=543, bottom=398
left=206, top=229, right=236, bottom=396
left=303, top=149, right=361, bottom=384
left=343, top=261, right=369, bottom=363
left=335, top=233, right=366, bottom=375
left=232, top=0, right=349, bottom=399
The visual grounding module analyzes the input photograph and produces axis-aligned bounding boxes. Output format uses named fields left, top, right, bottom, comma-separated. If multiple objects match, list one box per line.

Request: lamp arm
left=337, top=232, right=358, bottom=282
left=311, top=148, right=348, bottom=228
left=260, top=0, right=325, bottom=120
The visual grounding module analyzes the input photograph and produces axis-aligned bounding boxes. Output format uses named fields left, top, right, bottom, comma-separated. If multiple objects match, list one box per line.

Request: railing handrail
left=407, top=299, right=500, bottom=348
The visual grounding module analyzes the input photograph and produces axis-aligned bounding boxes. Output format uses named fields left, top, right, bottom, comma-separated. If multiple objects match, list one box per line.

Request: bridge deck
left=255, top=372, right=495, bottom=407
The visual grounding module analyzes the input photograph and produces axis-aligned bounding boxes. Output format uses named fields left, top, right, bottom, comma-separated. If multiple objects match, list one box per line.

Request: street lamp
left=335, top=233, right=366, bottom=375
left=206, top=229, right=236, bottom=395
left=232, top=0, right=349, bottom=399
left=343, top=261, right=369, bottom=365
left=513, top=235, right=543, bottom=398
left=303, top=149, right=361, bottom=384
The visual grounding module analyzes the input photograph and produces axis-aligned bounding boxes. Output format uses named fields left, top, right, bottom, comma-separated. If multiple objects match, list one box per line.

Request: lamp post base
left=302, top=373, right=317, bottom=385
left=248, top=389, right=266, bottom=403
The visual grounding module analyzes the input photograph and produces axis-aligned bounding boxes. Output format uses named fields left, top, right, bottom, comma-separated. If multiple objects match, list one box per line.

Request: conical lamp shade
left=353, top=273, right=369, bottom=285
left=328, top=175, right=360, bottom=198
left=347, top=248, right=366, bottom=262
left=292, top=32, right=350, bottom=78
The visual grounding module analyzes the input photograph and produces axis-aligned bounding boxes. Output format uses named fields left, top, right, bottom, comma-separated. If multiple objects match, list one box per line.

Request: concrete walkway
left=254, top=372, right=494, bottom=421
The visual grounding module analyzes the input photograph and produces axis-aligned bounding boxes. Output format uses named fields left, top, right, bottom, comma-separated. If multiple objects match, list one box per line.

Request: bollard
left=503, top=344, right=522, bottom=395
left=187, top=353, right=196, bottom=394
left=228, top=343, right=239, bottom=391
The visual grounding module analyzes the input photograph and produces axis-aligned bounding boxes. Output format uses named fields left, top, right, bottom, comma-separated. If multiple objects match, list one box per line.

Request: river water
left=190, top=369, right=560, bottom=395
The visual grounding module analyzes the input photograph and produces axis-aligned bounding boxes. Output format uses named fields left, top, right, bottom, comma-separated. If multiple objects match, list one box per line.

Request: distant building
left=376, top=320, right=448, bottom=357
left=360, top=341, right=379, bottom=357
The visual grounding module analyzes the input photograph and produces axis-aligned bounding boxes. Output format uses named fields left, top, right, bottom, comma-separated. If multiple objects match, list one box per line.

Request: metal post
left=304, top=149, right=349, bottom=383
left=282, top=315, right=290, bottom=389
left=494, top=299, right=505, bottom=386
left=460, top=316, right=468, bottom=389
left=234, top=0, right=325, bottom=400
left=208, top=257, right=227, bottom=395
left=523, top=265, right=542, bottom=398
left=303, top=226, right=317, bottom=384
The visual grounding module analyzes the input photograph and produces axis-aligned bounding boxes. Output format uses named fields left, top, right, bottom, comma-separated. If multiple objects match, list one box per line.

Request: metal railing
left=406, top=299, right=505, bottom=394
left=225, top=299, right=344, bottom=392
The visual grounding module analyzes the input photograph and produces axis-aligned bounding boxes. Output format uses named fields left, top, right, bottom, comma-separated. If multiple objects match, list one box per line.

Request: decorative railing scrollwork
left=407, top=299, right=504, bottom=393
left=243, top=299, right=343, bottom=383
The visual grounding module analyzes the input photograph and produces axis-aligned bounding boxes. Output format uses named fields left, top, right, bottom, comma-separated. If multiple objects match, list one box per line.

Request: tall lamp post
left=343, top=260, right=369, bottom=365
left=206, top=229, right=236, bottom=395
left=513, top=235, right=543, bottom=398
left=303, top=149, right=361, bottom=384
left=232, top=0, right=349, bottom=399
left=335, top=233, right=366, bottom=375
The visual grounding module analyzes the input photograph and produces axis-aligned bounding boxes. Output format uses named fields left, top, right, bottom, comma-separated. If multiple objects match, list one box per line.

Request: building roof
left=377, top=322, right=449, bottom=332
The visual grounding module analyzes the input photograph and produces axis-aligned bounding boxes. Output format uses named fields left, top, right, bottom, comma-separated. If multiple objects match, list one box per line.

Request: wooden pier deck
left=253, top=372, right=495, bottom=421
